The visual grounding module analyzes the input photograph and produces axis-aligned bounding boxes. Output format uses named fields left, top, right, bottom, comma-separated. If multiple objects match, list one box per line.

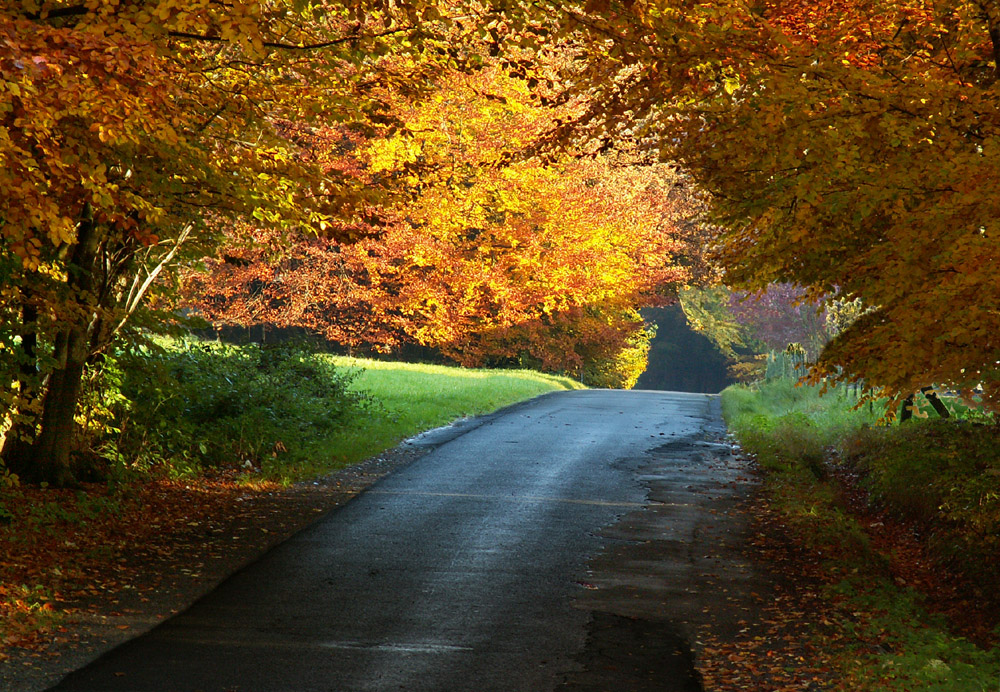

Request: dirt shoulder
left=0, top=445, right=430, bottom=692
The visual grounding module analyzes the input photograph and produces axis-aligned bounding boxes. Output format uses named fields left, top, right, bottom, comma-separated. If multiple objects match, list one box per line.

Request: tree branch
left=112, top=222, right=194, bottom=339
left=168, top=24, right=415, bottom=51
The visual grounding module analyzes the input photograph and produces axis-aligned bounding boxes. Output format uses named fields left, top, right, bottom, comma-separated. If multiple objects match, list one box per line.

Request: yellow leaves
left=368, top=136, right=421, bottom=173
left=9, top=236, right=40, bottom=261
left=91, top=122, right=118, bottom=144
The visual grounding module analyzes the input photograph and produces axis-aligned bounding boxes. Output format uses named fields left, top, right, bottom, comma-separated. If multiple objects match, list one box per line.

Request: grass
left=103, top=339, right=583, bottom=485
left=268, top=355, right=585, bottom=481
left=721, top=377, right=1000, bottom=691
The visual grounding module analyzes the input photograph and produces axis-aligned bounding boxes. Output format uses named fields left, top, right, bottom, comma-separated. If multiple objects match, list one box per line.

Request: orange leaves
left=0, top=11, right=179, bottom=263
left=345, top=148, right=690, bottom=373
left=0, top=0, right=449, bottom=269
left=0, top=2, right=481, bottom=484
left=184, top=60, right=701, bottom=381
left=574, top=0, right=1000, bottom=403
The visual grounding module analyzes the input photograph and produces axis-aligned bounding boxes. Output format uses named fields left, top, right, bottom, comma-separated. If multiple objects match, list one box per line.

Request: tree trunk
left=921, top=386, right=950, bottom=419
left=900, top=393, right=915, bottom=423
left=28, top=327, right=90, bottom=487
left=20, top=204, right=101, bottom=487
left=899, top=386, right=951, bottom=424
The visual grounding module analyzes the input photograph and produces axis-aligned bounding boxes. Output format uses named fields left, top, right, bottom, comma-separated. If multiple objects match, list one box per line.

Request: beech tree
left=543, top=0, right=1000, bottom=410
left=0, top=1, right=457, bottom=484
left=185, top=66, right=699, bottom=387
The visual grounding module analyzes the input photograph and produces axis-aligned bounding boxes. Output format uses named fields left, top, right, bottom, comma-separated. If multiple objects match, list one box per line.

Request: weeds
left=833, top=581, right=1000, bottom=691
left=0, top=583, right=61, bottom=647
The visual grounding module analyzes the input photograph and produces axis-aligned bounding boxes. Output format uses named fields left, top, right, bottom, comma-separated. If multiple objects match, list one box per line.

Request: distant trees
left=678, top=285, right=831, bottom=382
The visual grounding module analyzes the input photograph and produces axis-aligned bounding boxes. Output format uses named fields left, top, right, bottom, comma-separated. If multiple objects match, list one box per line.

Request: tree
left=728, top=285, right=830, bottom=360
left=185, top=65, right=701, bottom=386
left=543, top=0, right=1000, bottom=410
left=0, top=1, right=456, bottom=484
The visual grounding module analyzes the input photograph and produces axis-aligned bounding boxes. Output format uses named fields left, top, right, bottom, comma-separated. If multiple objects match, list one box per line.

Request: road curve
left=49, top=390, right=729, bottom=692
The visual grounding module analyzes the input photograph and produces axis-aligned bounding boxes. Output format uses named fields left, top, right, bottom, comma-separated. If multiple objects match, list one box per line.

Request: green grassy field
left=284, top=355, right=585, bottom=482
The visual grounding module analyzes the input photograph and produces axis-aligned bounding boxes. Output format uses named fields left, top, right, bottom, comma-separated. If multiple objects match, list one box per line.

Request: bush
left=106, top=339, right=371, bottom=477
left=842, top=421, right=1000, bottom=581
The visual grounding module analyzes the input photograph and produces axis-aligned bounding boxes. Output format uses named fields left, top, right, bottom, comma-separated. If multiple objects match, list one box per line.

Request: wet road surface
left=50, top=390, right=754, bottom=692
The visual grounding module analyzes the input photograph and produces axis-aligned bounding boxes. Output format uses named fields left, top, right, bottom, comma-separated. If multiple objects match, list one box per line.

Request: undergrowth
left=102, top=339, right=373, bottom=481
left=842, top=421, right=1000, bottom=583
left=722, top=377, right=1000, bottom=691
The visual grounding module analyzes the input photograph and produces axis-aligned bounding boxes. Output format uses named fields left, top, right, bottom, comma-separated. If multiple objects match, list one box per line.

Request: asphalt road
left=49, top=390, right=752, bottom=692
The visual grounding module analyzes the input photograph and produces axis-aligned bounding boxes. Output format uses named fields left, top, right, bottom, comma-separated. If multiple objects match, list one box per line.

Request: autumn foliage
left=557, top=0, right=1000, bottom=409
left=7, top=0, right=1000, bottom=485
left=185, top=67, right=697, bottom=387
left=0, top=1, right=467, bottom=484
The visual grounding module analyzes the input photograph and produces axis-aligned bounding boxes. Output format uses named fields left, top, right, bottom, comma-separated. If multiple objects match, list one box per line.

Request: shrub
left=723, top=377, right=1000, bottom=690
left=106, top=339, right=371, bottom=477
left=842, top=420, right=1000, bottom=581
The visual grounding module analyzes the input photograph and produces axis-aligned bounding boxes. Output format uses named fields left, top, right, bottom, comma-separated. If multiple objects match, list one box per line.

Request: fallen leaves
left=0, top=446, right=419, bottom=688
left=694, top=494, right=844, bottom=690
left=0, top=471, right=301, bottom=659
left=693, top=460, right=1000, bottom=691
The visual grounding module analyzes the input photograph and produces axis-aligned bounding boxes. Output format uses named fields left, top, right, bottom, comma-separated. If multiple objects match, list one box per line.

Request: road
left=49, top=390, right=755, bottom=692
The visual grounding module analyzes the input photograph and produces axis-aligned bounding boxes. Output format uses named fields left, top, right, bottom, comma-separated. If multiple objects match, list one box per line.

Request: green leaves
left=111, top=340, right=369, bottom=471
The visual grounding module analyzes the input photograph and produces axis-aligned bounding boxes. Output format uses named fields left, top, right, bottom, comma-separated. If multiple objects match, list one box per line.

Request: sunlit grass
left=261, top=356, right=584, bottom=482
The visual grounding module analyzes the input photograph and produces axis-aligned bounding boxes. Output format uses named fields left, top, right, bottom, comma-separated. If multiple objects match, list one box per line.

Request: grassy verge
left=277, top=354, right=585, bottom=481
left=721, top=377, right=1000, bottom=691
left=96, top=339, right=582, bottom=484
